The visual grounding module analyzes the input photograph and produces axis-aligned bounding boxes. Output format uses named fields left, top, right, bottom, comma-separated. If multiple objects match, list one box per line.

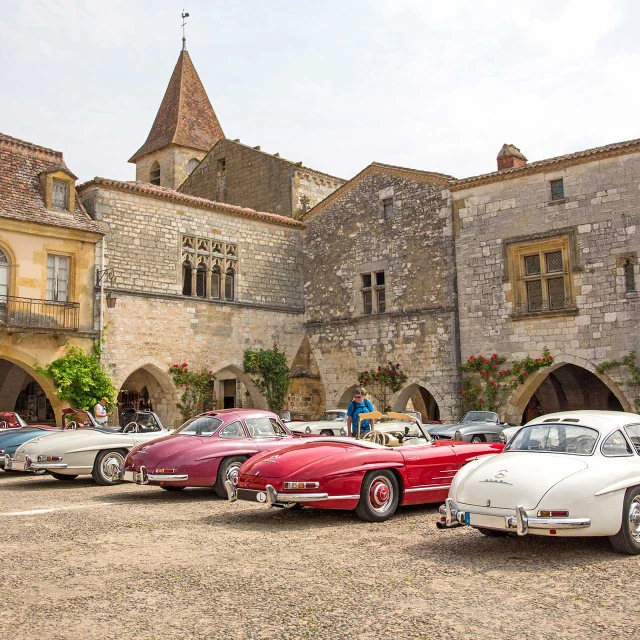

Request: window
left=187, top=158, right=200, bottom=175
left=175, top=416, right=222, bottom=437
left=150, top=161, right=161, bottom=186
left=181, top=236, right=237, bottom=300
left=602, top=430, right=633, bottom=457
left=624, top=424, right=640, bottom=454
left=550, top=178, right=564, bottom=201
left=245, top=416, right=286, bottom=438
left=507, top=424, right=598, bottom=455
left=509, top=236, right=572, bottom=314
left=46, top=255, right=69, bottom=302
left=361, top=270, right=386, bottom=315
left=624, top=259, right=636, bottom=293
left=0, top=250, right=8, bottom=298
left=382, top=198, right=393, bottom=220
left=52, top=180, right=69, bottom=210
left=219, top=421, right=246, bottom=439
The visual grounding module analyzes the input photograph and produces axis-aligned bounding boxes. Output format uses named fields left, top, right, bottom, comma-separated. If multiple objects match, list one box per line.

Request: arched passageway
left=515, top=363, right=624, bottom=424
left=394, top=383, right=441, bottom=422
left=0, top=358, right=56, bottom=423
left=337, top=385, right=359, bottom=409
left=212, top=365, right=267, bottom=411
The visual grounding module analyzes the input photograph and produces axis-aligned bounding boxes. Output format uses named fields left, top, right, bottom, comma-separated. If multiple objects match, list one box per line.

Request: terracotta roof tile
left=0, top=133, right=103, bottom=234
left=77, top=178, right=306, bottom=229
left=129, top=50, right=224, bottom=163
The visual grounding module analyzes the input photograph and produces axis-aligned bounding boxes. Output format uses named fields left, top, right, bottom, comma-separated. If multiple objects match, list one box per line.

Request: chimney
left=497, top=144, right=527, bottom=171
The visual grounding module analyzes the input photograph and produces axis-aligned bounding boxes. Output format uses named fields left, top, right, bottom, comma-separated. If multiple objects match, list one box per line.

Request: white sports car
left=438, top=410, right=640, bottom=555
left=5, top=422, right=172, bottom=485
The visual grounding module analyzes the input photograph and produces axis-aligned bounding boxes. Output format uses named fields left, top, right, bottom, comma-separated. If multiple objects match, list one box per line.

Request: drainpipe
left=98, top=238, right=105, bottom=348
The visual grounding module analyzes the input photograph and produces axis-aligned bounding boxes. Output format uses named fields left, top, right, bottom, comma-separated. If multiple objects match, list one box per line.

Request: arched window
left=150, top=161, right=161, bottom=186
left=211, top=266, right=221, bottom=300
left=0, top=249, right=9, bottom=298
left=182, top=260, right=192, bottom=296
left=624, top=259, right=636, bottom=293
left=196, top=262, right=207, bottom=298
left=225, top=266, right=235, bottom=301
left=187, top=158, right=200, bottom=175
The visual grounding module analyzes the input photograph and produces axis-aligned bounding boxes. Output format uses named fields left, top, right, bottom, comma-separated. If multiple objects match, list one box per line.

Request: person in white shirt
left=94, top=397, right=112, bottom=426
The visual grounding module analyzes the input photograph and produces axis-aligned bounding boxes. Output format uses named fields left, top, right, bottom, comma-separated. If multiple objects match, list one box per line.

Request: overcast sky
left=1, top=0, right=638, bottom=184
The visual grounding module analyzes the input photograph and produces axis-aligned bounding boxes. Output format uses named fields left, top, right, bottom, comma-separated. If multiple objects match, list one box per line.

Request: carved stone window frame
left=181, top=235, right=238, bottom=301
left=355, top=260, right=388, bottom=316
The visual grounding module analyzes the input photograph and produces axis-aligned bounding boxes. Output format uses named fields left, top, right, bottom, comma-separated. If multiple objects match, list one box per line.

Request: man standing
left=346, top=388, right=375, bottom=438
left=94, top=397, right=112, bottom=426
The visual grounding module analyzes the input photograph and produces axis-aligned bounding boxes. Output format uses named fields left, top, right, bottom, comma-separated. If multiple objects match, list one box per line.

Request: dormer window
left=52, top=180, right=69, bottom=210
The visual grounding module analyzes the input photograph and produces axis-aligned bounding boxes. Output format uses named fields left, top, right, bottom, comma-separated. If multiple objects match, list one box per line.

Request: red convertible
left=227, top=412, right=504, bottom=521
left=120, top=409, right=309, bottom=497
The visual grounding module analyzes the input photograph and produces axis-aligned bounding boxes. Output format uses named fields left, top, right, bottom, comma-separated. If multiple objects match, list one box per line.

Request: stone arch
left=0, top=345, right=63, bottom=425
left=393, top=382, right=442, bottom=422
left=337, top=384, right=360, bottom=409
left=504, top=354, right=631, bottom=424
left=116, top=358, right=179, bottom=428
left=212, top=362, right=267, bottom=411
left=286, top=336, right=326, bottom=420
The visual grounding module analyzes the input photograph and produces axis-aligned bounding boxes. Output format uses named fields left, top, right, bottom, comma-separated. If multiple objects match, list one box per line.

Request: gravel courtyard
left=2, top=472, right=639, bottom=640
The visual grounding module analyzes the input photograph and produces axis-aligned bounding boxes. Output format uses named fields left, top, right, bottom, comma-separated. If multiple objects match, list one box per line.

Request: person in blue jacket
left=346, top=388, right=375, bottom=438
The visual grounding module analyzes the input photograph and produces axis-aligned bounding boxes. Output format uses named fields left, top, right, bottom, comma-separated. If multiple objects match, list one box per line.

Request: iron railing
left=0, top=295, right=79, bottom=330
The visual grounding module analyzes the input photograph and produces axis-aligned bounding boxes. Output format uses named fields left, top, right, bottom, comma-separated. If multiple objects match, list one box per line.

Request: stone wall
left=134, top=145, right=208, bottom=191
left=292, top=169, right=345, bottom=219
left=303, top=169, right=459, bottom=420
left=453, top=151, right=640, bottom=417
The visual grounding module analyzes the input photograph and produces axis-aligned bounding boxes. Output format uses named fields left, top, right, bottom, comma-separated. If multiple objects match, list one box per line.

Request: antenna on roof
left=181, top=10, right=190, bottom=50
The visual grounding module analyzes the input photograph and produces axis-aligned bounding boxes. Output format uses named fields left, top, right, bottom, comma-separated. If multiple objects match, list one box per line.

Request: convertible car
left=120, top=409, right=309, bottom=497
left=437, top=410, right=640, bottom=555
left=5, top=419, right=172, bottom=485
left=427, top=411, right=508, bottom=443
left=0, top=412, right=49, bottom=430
left=0, top=425, right=60, bottom=469
left=227, top=411, right=503, bottom=521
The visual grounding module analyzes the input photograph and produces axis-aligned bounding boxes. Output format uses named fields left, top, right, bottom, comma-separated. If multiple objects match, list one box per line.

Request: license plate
left=237, top=488, right=268, bottom=504
left=469, top=513, right=506, bottom=530
left=10, top=461, right=26, bottom=471
left=122, top=470, right=136, bottom=483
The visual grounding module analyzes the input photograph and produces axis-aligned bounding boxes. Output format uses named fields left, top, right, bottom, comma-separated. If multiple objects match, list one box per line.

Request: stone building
left=0, top=133, right=103, bottom=424
left=452, top=139, right=640, bottom=423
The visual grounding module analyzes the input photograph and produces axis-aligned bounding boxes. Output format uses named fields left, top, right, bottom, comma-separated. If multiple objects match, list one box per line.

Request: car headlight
left=499, top=432, right=507, bottom=444
left=37, top=455, right=63, bottom=462
left=454, top=431, right=463, bottom=441
left=340, top=428, right=346, bottom=436
left=305, top=426, right=311, bottom=434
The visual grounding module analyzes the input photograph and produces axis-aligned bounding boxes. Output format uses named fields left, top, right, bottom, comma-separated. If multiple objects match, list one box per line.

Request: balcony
left=0, top=295, right=79, bottom=331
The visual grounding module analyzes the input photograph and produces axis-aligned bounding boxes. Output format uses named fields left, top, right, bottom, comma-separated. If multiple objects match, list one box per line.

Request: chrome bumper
left=30, top=462, right=68, bottom=470
left=437, top=498, right=591, bottom=535
left=225, top=481, right=357, bottom=507
left=120, top=467, right=189, bottom=485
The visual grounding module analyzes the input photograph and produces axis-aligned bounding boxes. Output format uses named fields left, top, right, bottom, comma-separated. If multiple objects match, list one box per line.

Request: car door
left=400, top=442, right=459, bottom=503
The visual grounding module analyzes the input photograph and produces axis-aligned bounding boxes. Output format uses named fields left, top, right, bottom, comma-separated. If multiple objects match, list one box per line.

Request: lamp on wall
left=96, top=268, right=117, bottom=308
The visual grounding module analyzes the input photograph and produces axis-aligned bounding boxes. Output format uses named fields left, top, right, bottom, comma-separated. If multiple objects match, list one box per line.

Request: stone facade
left=179, top=139, right=344, bottom=219
left=452, top=145, right=640, bottom=421
left=303, top=164, right=459, bottom=420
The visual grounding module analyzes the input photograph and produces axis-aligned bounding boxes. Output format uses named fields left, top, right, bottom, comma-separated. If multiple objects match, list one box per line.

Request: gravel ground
left=1, top=472, right=639, bottom=640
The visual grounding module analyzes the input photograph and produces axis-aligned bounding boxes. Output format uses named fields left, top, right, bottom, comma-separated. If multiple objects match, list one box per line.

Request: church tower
left=129, top=46, right=224, bottom=189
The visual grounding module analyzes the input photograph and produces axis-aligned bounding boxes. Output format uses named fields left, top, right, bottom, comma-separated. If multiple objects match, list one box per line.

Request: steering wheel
left=64, top=421, right=77, bottom=430
left=362, top=430, right=386, bottom=445
left=123, top=422, right=139, bottom=433
left=0, top=421, right=8, bottom=430
left=566, top=436, right=595, bottom=454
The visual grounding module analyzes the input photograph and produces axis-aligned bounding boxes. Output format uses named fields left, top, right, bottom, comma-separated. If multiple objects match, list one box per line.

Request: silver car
left=427, top=411, right=508, bottom=443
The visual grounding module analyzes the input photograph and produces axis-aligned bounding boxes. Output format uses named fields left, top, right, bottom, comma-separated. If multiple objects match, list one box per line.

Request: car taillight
left=538, top=510, right=569, bottom=517
left=283, top=481, right=319, bottom=490
left=37, top=455, right=62, bottom=462
left=155, top=468, right=175, bottom=474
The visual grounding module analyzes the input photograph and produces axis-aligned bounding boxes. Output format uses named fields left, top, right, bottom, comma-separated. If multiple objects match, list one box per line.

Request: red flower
left=396, top=363, right=400, bottom=368
left=378, top=366, right=381, bottom=371
left=173, top=364, right=179, bottom=368
left=181, top=362, right=187, bottom=368
left=478, top=397, right=484, bottom=403
left=476, top=387, right=481, bottom=392
left=523, top=372, right=528, bottom=377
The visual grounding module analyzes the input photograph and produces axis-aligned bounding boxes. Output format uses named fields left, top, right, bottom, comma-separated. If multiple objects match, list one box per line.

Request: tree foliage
left=243, top=344, right=290, bottom=413
left=357, top=362, right=408, bottom=412
left=37, top=346, right=116, bottom=411
left=168, top=363, right=217, bottom=421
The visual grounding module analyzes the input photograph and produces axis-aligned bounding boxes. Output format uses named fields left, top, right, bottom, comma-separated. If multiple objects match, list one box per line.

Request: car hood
left=241, top=440, right=363, bottom=479
left=304, top=420, right=344, bottom=430
left=16, top=430, right=130, bottom=455
left=455, top=452, right=588, bottom=510
left=427, top=423, right=459, bottom=436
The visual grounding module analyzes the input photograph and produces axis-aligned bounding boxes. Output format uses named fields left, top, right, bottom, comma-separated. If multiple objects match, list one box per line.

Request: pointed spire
left=129, top=49, right=224, bottom=163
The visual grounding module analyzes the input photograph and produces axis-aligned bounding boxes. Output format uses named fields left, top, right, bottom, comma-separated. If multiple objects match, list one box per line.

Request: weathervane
left=181, top=10, right=190, bottom=50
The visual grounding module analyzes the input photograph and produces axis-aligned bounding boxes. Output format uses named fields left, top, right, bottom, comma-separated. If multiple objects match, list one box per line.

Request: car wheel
left=213, top=456, right=247, bottom=498
left=355, top=469, right=400, bottom=522
left=160, top=485, right=185, bottom=492
left=50, top=472, right=78, bottom=481
left=319, top=429, right=333, bottom=436
left=609, top=485, right=640, bottom=555
left=91, top=449, right=126, bottom=486
left=471, top=435, right=485, bottom=443
left=476, top=527, right=508, bottom=537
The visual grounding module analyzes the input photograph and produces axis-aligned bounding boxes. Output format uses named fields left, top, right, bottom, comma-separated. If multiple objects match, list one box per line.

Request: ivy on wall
left=596, top=351, right=640, bottom=408
left=243, top=344, right=291, bottom=414
left=458, top=348, right=554, bottom=413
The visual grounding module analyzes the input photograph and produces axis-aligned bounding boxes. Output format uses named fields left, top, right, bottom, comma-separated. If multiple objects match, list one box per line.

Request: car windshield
left=175, top=415, right=223, bottom=436
left=16, top=414, right=28, bottom=427
left=245, top=416, right=287, bottom=438
left=321, top=411, right=345, bottom=422
left=463, top=411, right=498, bottom=423
left=506, top=423, right=599, bottom=455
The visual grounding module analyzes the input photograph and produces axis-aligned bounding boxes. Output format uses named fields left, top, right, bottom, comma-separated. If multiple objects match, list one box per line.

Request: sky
left=1, top=0, right=639, bottom=184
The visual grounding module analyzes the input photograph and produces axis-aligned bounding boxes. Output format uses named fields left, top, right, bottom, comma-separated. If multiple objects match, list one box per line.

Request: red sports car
left=227, top=412, right=504, bottom=521
left=0, top=412, right=50, bottom=430
left=121, top=409, right=309, bottom=497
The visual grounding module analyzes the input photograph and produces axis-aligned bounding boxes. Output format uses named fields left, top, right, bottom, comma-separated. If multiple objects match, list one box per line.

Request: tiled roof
left=77, top=177, right=306, bottom=229
left=453, top=137, right=640, bottom=190
left=129, top=49, right=224, bottom=163
left=0, top=133, right=103, bottom=234
left=302, top=161, right=455, bottom=221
